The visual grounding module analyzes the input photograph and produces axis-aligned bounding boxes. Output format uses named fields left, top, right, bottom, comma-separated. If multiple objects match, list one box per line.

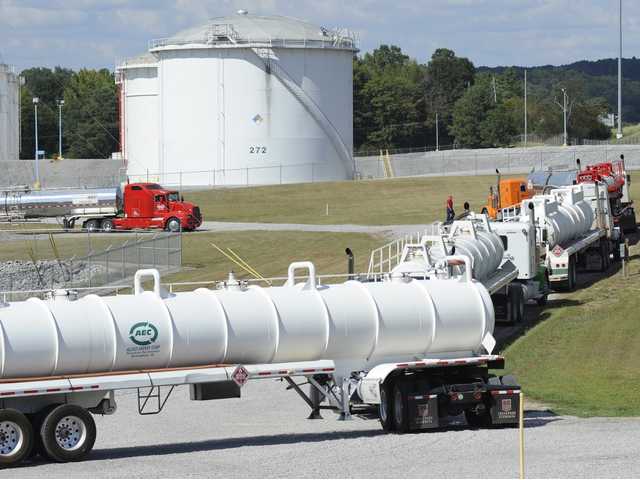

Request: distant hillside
left=479, top=57, right=640, bottom=124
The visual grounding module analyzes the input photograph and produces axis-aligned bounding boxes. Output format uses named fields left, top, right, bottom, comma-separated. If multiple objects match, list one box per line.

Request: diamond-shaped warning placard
left=232, top=365, right=250, bottom=387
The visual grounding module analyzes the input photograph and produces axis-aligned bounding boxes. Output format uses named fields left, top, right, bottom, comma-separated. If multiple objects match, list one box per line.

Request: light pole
left=435, top=111, right=439, bottom=151
left=524, top=69, right=528, bottom=146
left=562, top=88, right=568, bottom=147
left=57, top=99, right=65, bottom=158
left=617, top=0, right=623, bottom=139
left=33, top=97, right=40, bottom=188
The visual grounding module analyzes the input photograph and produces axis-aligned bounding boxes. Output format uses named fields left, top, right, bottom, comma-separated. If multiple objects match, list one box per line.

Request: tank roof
left=149, top=13, right=357, bottom=51
left=118, top=52, right=158, bottom=70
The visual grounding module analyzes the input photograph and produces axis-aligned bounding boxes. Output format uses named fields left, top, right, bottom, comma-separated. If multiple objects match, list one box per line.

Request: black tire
left=165, top=217, right=181, bottom=232
left=599, top=241, right=610, bottom=272
left=27, top=405, right=58, bottom=461
left=392, top=382, right=410, bottom=433
left=100, top=218, right=114, bottom=233
left=40, top=405, right=96, bottom=463
left=536, top=294, right=548, bottom=307
left=378, top=380, right=395, bottom=432
left=506, top=286, right=522, bottom=325
left=464, top=408, right=492, bottom=428
left=84, top=219, right=100, bottom=232
left=0, top=409, right=34, bottom=468
left=562, top=255, right=577, bottom=291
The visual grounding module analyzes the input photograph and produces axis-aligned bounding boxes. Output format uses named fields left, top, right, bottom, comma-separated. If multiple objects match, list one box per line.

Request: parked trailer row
left=367, top=178, right=624, bottom=325
left=0, top=262, right=520, bottom=468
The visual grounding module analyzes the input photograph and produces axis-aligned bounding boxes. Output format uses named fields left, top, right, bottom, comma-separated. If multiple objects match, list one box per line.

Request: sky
left=0, top=0, right=638, bottom=72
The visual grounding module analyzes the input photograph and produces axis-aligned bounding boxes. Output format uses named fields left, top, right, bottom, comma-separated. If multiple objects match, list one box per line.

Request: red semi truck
left=1, top=182, right=203, bottom=232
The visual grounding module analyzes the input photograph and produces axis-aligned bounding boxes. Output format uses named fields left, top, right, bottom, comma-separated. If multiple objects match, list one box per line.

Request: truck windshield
left=168, top=192, right=179, bottom=202
left=145, top=184, right=163, bottom=190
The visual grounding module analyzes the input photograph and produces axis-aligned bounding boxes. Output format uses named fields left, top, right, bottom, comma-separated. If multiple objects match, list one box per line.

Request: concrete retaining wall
left=0, top=159, right=125, bottom=189
left=355, top=145, right=640, bottom=180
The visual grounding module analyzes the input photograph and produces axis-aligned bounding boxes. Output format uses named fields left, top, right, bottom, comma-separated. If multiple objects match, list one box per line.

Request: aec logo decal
left=129, top=322, right=159, bottom=346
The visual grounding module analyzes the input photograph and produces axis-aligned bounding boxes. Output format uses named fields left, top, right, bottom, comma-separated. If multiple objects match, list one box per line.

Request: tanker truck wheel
left=464, top=408, right=492, bottom=428
left=506, top=287, right=524, bottom=325
left=84, top=219, right=100, bottom=233
left=100, top=218, right=114, bottom=233
left=392, top=382, right=410, bottom=433
left=379, top=381, right=396, bottom=432
left=566, top=256, right=577, bottom=291
left=40, top=405, right=96, bottom=463
left=165, top=217, right=181, bottom=232
left=0, top=409, right=34, bottom=468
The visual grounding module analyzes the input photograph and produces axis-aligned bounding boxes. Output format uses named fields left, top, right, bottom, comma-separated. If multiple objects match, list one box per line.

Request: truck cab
left=483, top=177, right=534, bottom=219
left=113, top=183, right=202, bottom=231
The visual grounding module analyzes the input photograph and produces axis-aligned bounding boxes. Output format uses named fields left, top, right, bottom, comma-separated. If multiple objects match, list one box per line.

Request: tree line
left=18, top=48, right=622, bottom=160
left=354, top=46, right=612, bottom=153
left=19, top=67, right=118, bottom=159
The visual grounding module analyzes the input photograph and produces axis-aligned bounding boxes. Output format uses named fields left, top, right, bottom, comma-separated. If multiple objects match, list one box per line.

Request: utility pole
left=492, top=76, right=497, bottom=103
left=617, top=0, right=623, bottom=139
left=554, top=88, right=569, bottom=147
left=435, top=112, right=439, bottom=151
left=33, top=97, right=40, bottom=188
left=524, top=70, right=528, bottom=146
left=57, top=99, right=65, bottom=158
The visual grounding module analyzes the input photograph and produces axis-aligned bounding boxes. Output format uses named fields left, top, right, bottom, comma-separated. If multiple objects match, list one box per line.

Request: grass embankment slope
left=164, top=231, right=382, bottom=287
left=505, top=176, right=639, bottom=417
left=189, top=175, right=498, bottom=225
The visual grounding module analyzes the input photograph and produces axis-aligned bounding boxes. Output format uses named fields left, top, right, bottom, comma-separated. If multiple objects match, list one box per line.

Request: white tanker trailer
left=502, top=182, right=621, bottom=290
left=0, top=261, right=520, bottom=468
left=389, top=214, right=547, bottom=325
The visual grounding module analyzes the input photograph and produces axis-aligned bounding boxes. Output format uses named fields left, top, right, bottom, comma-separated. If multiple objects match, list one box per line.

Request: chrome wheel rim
left=54, top=415, right=86, bottom=451
left=379, top=388, right=388, bottom=423
left=0, top=421, right=23, bottom=457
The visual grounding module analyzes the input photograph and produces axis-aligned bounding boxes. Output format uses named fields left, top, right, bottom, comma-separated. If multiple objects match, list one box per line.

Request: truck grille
left=193, top=206, right=202, bottom=221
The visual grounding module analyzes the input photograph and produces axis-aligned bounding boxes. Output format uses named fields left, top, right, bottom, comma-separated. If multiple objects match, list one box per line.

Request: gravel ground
left=0, top=259, right=104, bottom=292
left=6, top=380, right=639, bottom=478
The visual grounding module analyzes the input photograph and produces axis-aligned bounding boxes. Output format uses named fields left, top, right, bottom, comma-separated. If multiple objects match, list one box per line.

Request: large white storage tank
left=117, top=12, right=357, bottom=186
left=0, top=63, right=21, bottom=161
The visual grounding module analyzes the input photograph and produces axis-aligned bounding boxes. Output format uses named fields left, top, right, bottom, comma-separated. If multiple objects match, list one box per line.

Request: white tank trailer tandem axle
left=0, top=261, right=519, bottom=468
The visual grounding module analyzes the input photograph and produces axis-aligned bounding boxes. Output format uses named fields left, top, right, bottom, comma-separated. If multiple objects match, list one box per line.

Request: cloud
left=0, top=0, right=637, bottom=71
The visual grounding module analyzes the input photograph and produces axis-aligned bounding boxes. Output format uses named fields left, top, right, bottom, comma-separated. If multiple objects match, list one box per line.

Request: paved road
left=6, top=380, right=639, bottom=478
left=198, top=221, right=428, bottom=238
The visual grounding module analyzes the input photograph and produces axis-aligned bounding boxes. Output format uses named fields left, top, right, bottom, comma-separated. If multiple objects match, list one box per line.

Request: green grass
left=611, top=122, right=640, bottom=138
left=504, top=238, right=640, bottom=417
left=187, top=175, right=499, bottom=225
left=163, top=231, right=383, bottom=288
left=504, top=173, right=639, bottom=417
left=0, top=234, right=152, bottom=262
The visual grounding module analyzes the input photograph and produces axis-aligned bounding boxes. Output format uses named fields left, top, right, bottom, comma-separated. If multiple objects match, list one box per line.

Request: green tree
left=353, top=45, right=427, bottom=152
left=62, top=69, right=119, bottom=158
left=20, top=67, right=74, bottom=159
left=424, top=48, right=475, bottom=144
left=449, top=76, right=492, bottom=147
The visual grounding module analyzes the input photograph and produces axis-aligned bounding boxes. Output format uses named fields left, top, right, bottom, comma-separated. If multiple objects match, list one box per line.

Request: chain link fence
left=126, top=162, right=341, bottom=189
left=0, top=232, right=182, bottom=302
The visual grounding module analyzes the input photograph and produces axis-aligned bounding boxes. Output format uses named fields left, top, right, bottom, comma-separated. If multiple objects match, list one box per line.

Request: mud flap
left=408, top=394, right=440, bottom=430
left=490, top=392, right=520, bottom=425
